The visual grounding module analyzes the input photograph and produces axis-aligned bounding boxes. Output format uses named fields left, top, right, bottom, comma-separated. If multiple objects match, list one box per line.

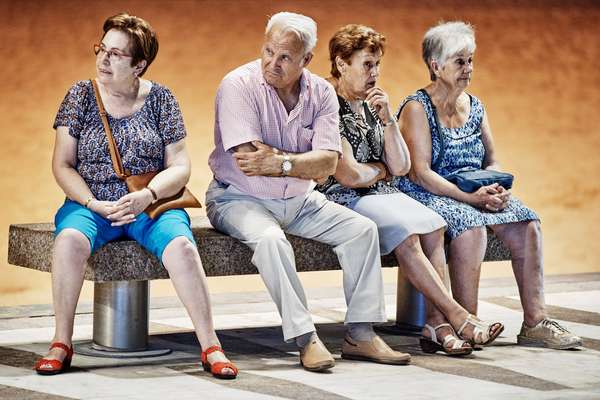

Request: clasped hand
left=233, top=141, right=283, bottom=176
left=471, top=183, right=511, bottom=212
left=89, top=189, right=154, bottom=226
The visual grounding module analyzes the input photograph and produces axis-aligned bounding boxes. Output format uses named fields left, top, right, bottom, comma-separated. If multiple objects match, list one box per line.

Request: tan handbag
left=91, top=79, right=201, bottom=219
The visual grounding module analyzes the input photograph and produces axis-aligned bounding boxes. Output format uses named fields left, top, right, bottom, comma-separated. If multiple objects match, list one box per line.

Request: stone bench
left=7, top=216, right=511, bottom=357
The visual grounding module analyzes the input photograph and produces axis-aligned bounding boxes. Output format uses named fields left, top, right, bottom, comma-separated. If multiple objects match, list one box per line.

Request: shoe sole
left=517, top=335, right=583, bottom=350
left=301, top=359, right=335, bottom=372
left=213, top=373, right=237, bottom=379
left=35, top=369, right=63, bottom=375
left=419, top=338, right=473, bottom=357
left=341, top=353, right=411, bottom=365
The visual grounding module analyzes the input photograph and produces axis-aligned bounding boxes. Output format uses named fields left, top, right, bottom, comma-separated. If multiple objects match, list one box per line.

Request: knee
left=257, top=227, right=289, bottom=248
left=163, top=237, right=199, bottom=267
left=352, top=215, right=378, bottom=239
left=449, top=227, right=487, bottom=262
left=515, top=220, right=542, bottom=258
left=526, top=220, right=542, bottom=242
left=422, top=227, right=445, bottom=246
left=464, top=226, right=487, bottom=241
left=397, top=234, right=421, bottom=255
left=453, top=226, right=487, bottom=247
left=54, top=229, right=90, bottom=260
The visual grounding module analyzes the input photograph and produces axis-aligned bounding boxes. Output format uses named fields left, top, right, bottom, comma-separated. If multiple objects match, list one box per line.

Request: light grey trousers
left=205, top=180, right=386, bottom=342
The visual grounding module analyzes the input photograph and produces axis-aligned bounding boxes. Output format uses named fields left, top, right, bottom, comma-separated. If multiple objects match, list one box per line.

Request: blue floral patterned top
left=53, top=80, right=186, bottom=201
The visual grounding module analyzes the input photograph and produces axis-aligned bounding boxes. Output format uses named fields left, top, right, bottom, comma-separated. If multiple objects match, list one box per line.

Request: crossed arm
left=232, top=141, right=338, bottom=182
left=334, top=87, right=411, bottom=189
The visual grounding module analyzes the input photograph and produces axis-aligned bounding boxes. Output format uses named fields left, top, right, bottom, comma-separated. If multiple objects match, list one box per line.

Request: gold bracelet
left=84, top=196, right=95, bottom=208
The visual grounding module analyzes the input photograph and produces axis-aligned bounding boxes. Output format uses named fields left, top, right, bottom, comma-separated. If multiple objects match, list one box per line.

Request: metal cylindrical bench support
left=75, top=280, right=171, bottom=358
left=93, top=280, right=149, bottom=351
left=395, top=268, right=426, bottom=333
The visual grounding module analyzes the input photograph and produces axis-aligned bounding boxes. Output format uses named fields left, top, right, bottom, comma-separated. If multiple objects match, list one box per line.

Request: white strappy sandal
left=457, top=314, right=504, bottom=346
left=420, top=323, right=473, bottom=356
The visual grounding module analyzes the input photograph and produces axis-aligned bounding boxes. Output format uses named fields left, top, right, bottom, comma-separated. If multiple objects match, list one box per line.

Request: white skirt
left=349, top=192, right=447, bottom=255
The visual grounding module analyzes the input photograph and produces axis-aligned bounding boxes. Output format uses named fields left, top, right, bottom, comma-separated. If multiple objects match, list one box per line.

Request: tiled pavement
left=0, top=273, right=599, bottom=400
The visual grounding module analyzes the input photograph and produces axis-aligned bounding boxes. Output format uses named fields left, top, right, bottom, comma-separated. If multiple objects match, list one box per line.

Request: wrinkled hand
left=492, top=186, right=511, bottom=211
left=88, top=200, right=118, bottom=219
left=469, top=183, right=510, bottom=212
left=106, top=189, right=153, bottom=226
left=366, top=87, right=393, bottom=125
left=232, top=141, right=284, bottom=176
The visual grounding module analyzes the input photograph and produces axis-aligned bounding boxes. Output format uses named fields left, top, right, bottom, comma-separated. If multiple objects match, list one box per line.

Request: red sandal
left=34, top=342, right=73, bottom=375
left=200, top=345, right=238, bottom=379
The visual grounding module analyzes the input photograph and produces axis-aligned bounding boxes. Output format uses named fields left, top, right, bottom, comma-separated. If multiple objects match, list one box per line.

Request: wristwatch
left=281, top=154, right=292, bottom=175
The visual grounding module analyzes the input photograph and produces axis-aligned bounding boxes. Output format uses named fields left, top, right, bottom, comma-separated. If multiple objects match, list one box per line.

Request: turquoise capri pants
left=54, top=199, right=196, bottom=262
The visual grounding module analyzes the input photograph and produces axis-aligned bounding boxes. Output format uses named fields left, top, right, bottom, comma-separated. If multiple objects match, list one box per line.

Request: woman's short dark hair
left=102, top=12, right=158, bottom=77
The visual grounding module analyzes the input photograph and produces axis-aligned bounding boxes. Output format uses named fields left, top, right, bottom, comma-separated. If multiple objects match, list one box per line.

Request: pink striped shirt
left=208, top=59, right=341, bottom=199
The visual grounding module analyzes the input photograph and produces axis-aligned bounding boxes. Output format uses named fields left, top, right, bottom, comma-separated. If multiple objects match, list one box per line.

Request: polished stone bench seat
left=8, top=216, right=510, bottom=356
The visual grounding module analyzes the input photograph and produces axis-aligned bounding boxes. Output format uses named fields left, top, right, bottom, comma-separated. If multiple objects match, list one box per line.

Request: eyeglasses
left=93, top=44, right=132, bottom=61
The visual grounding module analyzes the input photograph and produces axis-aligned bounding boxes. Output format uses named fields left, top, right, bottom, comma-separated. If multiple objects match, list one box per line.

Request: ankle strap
left=50, top=342, right=72, bottom=353
left=203, top=345, right=223, bottom=356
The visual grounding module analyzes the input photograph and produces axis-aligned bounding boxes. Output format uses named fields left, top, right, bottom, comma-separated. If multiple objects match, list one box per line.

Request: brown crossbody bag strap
left=91, top=79, right=129, bottom=179
left=90, top=79, right=201, bottom=219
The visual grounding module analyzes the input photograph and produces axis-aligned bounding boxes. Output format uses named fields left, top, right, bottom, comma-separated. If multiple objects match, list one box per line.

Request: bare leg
left=447, top=227, right=487, bottom=315
left=415, top=230, right=459, bottom=345
left=162, top=237, right=233, bottom=372
left=419, top=229, right=450, bottom=291
left=394, top=231, right=467, bottom=335
left=45, top=229, right=90, bottom=361
left=418, top=229, right=457, bottom=340
left=489, top=221, right=545, bottom=326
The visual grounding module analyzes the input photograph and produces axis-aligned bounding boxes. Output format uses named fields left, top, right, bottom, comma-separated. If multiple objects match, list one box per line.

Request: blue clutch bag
left=446, top=169, right=514, bottom=193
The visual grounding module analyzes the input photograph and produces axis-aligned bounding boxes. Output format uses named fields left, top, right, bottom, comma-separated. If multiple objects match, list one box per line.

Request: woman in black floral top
left=35, top=13, right=237, bottom=378
left=319, top=24, right=503, bottom=355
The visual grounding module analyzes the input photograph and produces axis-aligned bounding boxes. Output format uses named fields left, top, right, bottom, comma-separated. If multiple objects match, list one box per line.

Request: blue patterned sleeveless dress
left=394, top=90, right=538, bottom=239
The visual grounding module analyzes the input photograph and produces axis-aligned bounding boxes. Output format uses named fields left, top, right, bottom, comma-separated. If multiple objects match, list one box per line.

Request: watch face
left=282, top=160, right=292, bottom=174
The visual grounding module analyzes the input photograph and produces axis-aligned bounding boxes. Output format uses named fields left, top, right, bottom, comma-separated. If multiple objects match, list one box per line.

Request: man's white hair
left=422, top=21, right=476, bottom=81
left=266, top=12, right=317, bottom=54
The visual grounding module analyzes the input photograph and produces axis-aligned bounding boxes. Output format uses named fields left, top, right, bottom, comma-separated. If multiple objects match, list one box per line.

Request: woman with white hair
left=395, top=21, right=582, bottom=350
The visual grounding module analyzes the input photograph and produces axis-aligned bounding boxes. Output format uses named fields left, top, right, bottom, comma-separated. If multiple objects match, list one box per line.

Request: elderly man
left=206, top=12, right=410, bottom=371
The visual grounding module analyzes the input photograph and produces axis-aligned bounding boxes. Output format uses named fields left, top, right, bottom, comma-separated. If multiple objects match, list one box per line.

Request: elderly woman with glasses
left=318, top=24, right=504, bottom=356
left=34, top=13, right=237, bottom=378
left=395, top=21, right=581, bottom=350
